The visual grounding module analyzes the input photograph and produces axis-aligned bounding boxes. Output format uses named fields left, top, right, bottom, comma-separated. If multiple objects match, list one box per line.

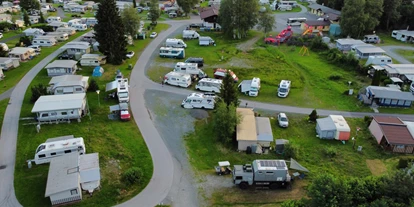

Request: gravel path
left=380, top=45, right=414, bottom=64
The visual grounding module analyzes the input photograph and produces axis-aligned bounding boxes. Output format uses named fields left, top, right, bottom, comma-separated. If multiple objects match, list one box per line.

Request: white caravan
left=164, top=71, right=192, bottom=87
left=45, top=32, right=69, bottom=41
left=199, top=36, right=215, bottom=46
left=181, top=93, right=216, bottom=109
left=278, top=80, right=291, bottom=98
left=173, top=62, right=207, bottom=79
left=364, top=55, right=392, bottom=66
left=195, top=78, right=222, bottom=93
left=34, top=135, right=85, bottom=165
left=46, top=16, right=61, bottom=23
left=238, top=77, right=261, bottom=96
left=32, top=36, right=58, bottom=46
left=165, top=38, right=187, bottom=48
left=71, top=23, right=88, bottom=31
left=159, top=47, right=185, bottom=59
left=68, top=18, right=82, bottom=26
left=117, top=78, right=129, bottom=103
left=183, top=30, right=200, bottom=39
left=56, top=27, right=76, bottom=35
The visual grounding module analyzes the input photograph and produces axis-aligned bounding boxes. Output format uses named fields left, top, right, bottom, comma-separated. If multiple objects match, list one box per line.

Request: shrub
left=328, top=74, right=342, bottom=81
left=343, top=90, right=349, bottom=95
left=323, top=146, right=337, bottom=158
left=18, top=36, right=32, bottom=46
left=383, top=78, right=393, bottom=85
left=308, top=109, right=318, bottom=122
left=284, top=143, right=300, bottom=159
left=32, top=25, right=54, bottom=32
left=122, top=167, right=143, bottom=186
left=87, top=79, right=99, bottom=92
left=364, top=116, right=373, bottom=127
left=398, top=158, right=409, bottom=169
left=30, top=84, right=48, bottom=103
left=309, top=36, right=329, bottom=51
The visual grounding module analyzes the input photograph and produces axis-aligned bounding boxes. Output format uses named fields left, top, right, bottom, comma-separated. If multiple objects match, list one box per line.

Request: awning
left=109, top=104, right=120, bottom=112
left=105, top=80, right=118, bottom=92
left=218, top=161, right=230, bottom=167
left=238, top=80, right=251, bottom=93
left=289, top=158, right=309, bottom=172
left=390, top=77, right=403, bottom=83
left=404, top=75, right=414, bottom=81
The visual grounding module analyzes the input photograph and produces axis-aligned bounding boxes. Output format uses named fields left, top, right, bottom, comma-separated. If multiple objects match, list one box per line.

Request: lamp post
left=96, top=90, right=100, bottom=107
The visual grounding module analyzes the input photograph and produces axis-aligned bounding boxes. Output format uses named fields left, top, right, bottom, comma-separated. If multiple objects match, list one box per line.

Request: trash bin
left=128, top=64, right=132, bottom=70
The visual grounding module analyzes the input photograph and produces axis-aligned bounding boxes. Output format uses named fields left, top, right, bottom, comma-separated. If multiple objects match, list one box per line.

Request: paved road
left=0, top=87, right=14, bottom=102
left=1, top=34, right=23, bottom=44
left=57, top=8, right=66, bottom=19
left=380, top=45, right=414, bottom=64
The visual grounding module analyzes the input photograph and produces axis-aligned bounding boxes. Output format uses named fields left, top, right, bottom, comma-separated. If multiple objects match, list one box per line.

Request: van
left=46, top=16, right=61, bottom=23
left=56, top=27, right=76, bottom=35
left=199, top=36, right=215, bottom=46
left=195, top=78, right=222, bottom=93
left=71, top=24, right=88, bottom=31
left=169, top=12, right=177, bottom=18
left=185, top=57, right=204, bottom=67
left=163, top=72, right=192, bottom=88
left=165, top=38, right=187, bottom=48
left=183, top=30, right=200, bottom=39
left=278, top=80, right=291, bottom=98
left=363, top=35, right=380, bottom=44
left=238, top=77, right=261, bottom=96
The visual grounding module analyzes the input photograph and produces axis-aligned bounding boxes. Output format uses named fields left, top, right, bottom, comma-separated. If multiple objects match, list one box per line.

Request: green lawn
left=395, top=49, right=414, bottom=63
left=2, top=30, right=22, bottom=40
left=200, top=0, right=209, bottom=8
left=0, top=98, right=9, bottom=131
left=14, top=23, right=170, bottom=207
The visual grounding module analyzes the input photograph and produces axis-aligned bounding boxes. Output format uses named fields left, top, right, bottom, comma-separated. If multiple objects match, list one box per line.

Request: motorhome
left=173, top=62, right=207, bottom=79
left=117, top=78, right=129, bottom=103
left=365, top=55, right=393, bottom=66
left=34, top=135, right=85, bottom=165
left=80, top=54, right=106, bottom=66
left=159, top=47, right=185, bottom=59
left=238, top=77, right=261, bottom=96
left=68, top=19, right=82, bottom=26
left=45, top=32, right=69, bottom=41
left=71, top=23, right=88, bottom=31
left=183, top=30, right=200, bottom=39
left=46, top=16, right=61, bottom=23
left=165, top=38, right=187, bottom=48
left=23, top=28, right=45, bottom=37
left=56, top=27, right=77, bottom=35
left=163, top=71, right=192, bottom=88
left=363, top=35, right=380, bottom=44
left=199, top=36, right=215, bottom=46
left=32, top=36, right=58, bottom=46
left=277, top=80, right=291, bottom=98
left=195, top=78, right=222, bottom=93
left=287, top=17, right=307, bottom=26
left=181, top=93, right=216, bottom=109
left=85, top=17, right=98, bottom=26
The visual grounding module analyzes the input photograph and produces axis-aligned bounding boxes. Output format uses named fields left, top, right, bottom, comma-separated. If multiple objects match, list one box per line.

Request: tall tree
left=176, top=0, right=198, bottom=15
left=149, top=0, right=160, bottom=24
left=257, top=5, right=276, bottom=35
left=132, top=0, right=137, bottom=8
left=364, top=0, right=383, bottom=33
left=371, top=70, right=381, bottom=86
left=19, top=0, right=40, bottom=11
left=95, top=0, right=127, bottom=65
left=39, top=12, right=46, bottom=23
left=380, top=0, right=402, bottom=30
left=339, top=0, right=367, bottom=38
left=213, top=102, right=240, bottom=144
left=397, top=0, right=414, bottom=29
left=219, top=73, right=239, bottom=108
left=22, top=9, right=31, bottom=27
left=218, top=0, right=259, bottom=39
left=121, top=5, right=141, bottom=37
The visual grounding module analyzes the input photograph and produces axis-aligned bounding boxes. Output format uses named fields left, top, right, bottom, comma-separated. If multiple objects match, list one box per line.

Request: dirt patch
left=237, top=36, right=261, bottom=52
left=366, top=159, right=387, bottom=176
left=211, top=57, right=254, bottom=69
left=103, top=159, right=122, bottom=182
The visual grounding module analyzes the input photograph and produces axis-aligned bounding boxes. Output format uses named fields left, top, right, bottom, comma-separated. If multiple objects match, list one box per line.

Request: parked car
left=58, top=52, right=74, bottom=60
left=150, top=32, right=157, bottom=38
left=143, top=6, right=150, bottom=11
left=126, top=51, right=135, bottom=59
left=278, top=113, right=289, bottom=128
left=185, top=57, right=204, bottom=67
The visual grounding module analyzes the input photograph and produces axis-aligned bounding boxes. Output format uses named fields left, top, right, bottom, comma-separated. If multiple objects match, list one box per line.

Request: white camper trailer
left=364, top=55, right=393, bottom=66
left=56, top=27, right=77, bottom=35
left=183, top=30, right=200, bottom=39
left=173, top=62, right=207, bottom=79
left=45, top=32, right=69, bottom=41
left=163, top=71, right=192, bottom=87
left=46, top=16, right=62, bottom=23
left=71, top=23, right=88, bottom=31
left=199, top=36, right=215, bottom=46
left=23, top=28, right=45, bottom=37
left=80, top=54, right=106, bottom=66
left=165, top=38, right=187, bottom=48
left=195, top=78, right=222, bottom=93
left=159, top=47, right=185, bottom=59
left=238, top=77, right=261, bottom=96
left=277, top=80, right=291, bottom=98
left=32, top=36, right=58, bottom=46
left=68, top=19, right=82, bottom=27
left=181, top=92, right=216, bottom=109
left=34, top=135, right=85, bottom=165
left=105, top=78, right=129, bottom=103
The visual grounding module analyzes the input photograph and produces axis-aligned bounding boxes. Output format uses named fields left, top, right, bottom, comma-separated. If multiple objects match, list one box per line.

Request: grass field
left=395, top=49, right=414, bottom=63
left=148, top=32, right=373, bottom=112
left=2, top=30, right=22, bottom=40
left=0, top=98, right=9, bottom=130
left=14, top=23, right=170, bottom=207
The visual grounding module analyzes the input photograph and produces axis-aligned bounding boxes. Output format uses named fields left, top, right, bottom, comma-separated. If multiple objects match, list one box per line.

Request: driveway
left=380, top=45, right=414, bottom=64
left=57, top=8, right=66, bottom=19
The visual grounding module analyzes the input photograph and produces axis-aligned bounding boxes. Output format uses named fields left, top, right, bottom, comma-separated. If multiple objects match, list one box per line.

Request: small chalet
left=199, top=5, right=220, bottom=29
left=369, top=116, right=414, bottom=154
left=360, top=86, right=414, bottom=107
left=308, top=3, right=341, bottom=21
left=301, top=20, right=331, bottom=32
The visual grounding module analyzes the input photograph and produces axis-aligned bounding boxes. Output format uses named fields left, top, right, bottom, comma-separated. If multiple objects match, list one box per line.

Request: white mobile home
left=34, top=135, right=85, bottom=164
left=165, top=38, right=187, bottom=48
left=163, top=71, right=192, bottom=87
left=48, top=75, right=89, bottom=95
left=80, top=54, right=106, bottom=66
left=0, top=58, right=19, bottom=71
left=173, top=62, right=207, bottom=79
left=85, top=18, right=98, bottom=26
left=32, top=36, right=58, bottom=47
left=81, top=33, right=95, bottom=42
left=68, top=19, right=82, bottom=27
left=71, top=5, right=87, bottom=13
left=352, top=45, right=386, bottom=59
left=181, top=93, right=216, bottom=109
left=159, top=47, right=185, bottom=59
left=365, top=55, right=393, bottom=66
left=71, top=24, right=88, bottom=31
left=45, top=60, right=78, bottom=77
left=392, top=30, right=414, bottom=43
left=46, top=16, right=62, bottom=23
left=23, top=28, right=45, bottom=37
left=29, top=16, right=40, bottom=24
left=32, top=93, right=88, bottom=123
left=48, top=21, right=69, bottom=29
left=238, top=77, right=261, bottom=97
left=336, top=38, right=366, bottom=51
left=9, top=47, right=36, bottom=61
left=46, top=32, right=69, bottom=41
left=199, top=36, right=215, bottom=46
left=63, top=41, right=91, bottom=55
left=195, top=78, right=222, bottom=93
left=56, top=27, right=77, bottom=35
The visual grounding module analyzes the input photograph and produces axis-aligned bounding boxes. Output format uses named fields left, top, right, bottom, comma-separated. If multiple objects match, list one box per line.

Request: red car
left=213, top=68, right=239, bottom=82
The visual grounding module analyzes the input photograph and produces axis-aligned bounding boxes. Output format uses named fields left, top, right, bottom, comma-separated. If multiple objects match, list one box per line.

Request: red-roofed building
left=369, top=116, right=414, bottom=153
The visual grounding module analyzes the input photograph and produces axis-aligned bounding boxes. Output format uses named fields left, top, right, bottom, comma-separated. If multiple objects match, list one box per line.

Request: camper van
left=173, top=62, right=207, bottom=79
left=34, top=135, right=85, bottom=165
left=85, top=18, right=98, bottom=26
left=32, top=36, right=57, bottom=46
left=68, top=19, right=82, bottom=27
left=365, top=55, right=392, bottom=66
left=199, top=36, right=215, bottom=46
left=238, top=77, right=261, bottom=96
left=46, top=16, right=61, bottom=23
left=80, top=54, right=106, bottom=66
left=165, top=38, right=187, bottom=48
left=183, top=30, right=200, bottom=39
left=71, top=23, right=88, bottom=31
left=159, top=47, right=185, bottom=59
left=116, top=78, right=129, bottom=103
left=195, top=78, right=222, bottom=93
left=56, top=27, right=76, bottom=35
left=181, top=92, right=216, bottom=109
left=363, top=35, right=380, bottom=44
left=278, top=80, right=291, bottom=98
left=164, top=71, right=192, bottom=87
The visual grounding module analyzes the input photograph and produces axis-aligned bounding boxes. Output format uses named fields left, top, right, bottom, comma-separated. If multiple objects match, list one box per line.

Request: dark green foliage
left=319, top=48, right=359, bottom=70
left=281, top=199, right=308, bottom=207
left=30, top=84, right=48, bottom=103
left=213, top=102, right=240, bottom=144
left=371, top=70, right=381, bottom=86
left=309, top=36, right=329, bottom=51
left=316, top=0, right=344, bottom=10
left=218, top=73, right=239, bottom=107
left=33, top=25, right=54, bottom=32
left=0, top=22, right=13, bottom=31
left=383, top=78, right=392, bottom=85
left=257, top=5, right=275, bottom=34
left=19, top=0, right=40, bottom=11
left=95, top=0, right=127, bottom=65
left=283, top=143, right=300, bottom=159
left=39, top=12, right=46, bottom=23
left=22, top=9, right=31, bottom=27
left=122, top=167, right=143, bottom=186
left=87, top=79, right=99, bottom=92
left=308, top=109, right=318, bottom=122
left=18, top=36, right=32, bottom=46
left=0, top=44, right=8, bottom=57
left=148, top=0, right=160, bottom=24
left=132, top=0, right=136, bottom=8
left=364, top=116, right=373, bottom=127
left=328, top=75, right=342, bottom=81
left=323, top=146, right=337, bottom=158
left=379, top=0, right=401, bottom=30
left=398, top=158, right=409, bottom=169
left=176, top=0, right=198, bottom=15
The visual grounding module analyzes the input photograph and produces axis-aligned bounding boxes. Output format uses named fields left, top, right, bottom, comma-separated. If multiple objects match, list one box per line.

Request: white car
left=278, top=113, right=289, bottom=128
left=150, top=32, right=157, bottom=38
left=126, top=51, right=135, bottom=59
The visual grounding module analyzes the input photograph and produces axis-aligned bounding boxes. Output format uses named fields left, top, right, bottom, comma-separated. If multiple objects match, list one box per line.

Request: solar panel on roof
left=259, top=160, right=286, bottom=167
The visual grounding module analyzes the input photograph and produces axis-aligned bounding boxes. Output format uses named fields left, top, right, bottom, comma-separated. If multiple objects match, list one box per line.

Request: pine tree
left=149, top=0, right=160, bottom=24
left=95, top=0, right=127, bottom=65
left=19, top=0, right=40, bottom=11
left=308, top=109, right=318, bottom=122
left=39, top=12, right=46, bottom=23
left=132, top=0, right=137, bottom=8
left=219, top=73, right=239, bottom=108
left=22, top=9, right=31, bottom=27
left=371, top=70, right=381, bottom=86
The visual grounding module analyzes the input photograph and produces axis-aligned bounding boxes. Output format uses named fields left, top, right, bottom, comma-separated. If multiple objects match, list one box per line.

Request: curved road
left=380, top=45, right=414, bottom=64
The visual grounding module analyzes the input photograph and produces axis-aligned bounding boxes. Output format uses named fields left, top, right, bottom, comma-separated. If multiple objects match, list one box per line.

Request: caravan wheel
left=239, top=182, right=248, bottom=189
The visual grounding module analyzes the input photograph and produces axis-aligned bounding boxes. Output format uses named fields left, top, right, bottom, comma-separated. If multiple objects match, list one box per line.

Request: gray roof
left=336, top=39, right=365, bottom=45
left=393, top=30, right=414, bottom=37
left=255, top=117, right=273, bottom=142
left=390, top=77, right=403, bottom=83
left=356, top=46, right=385, bottom=54
left=49, top=75, right=85, bottom=85
left=63, top=41, right=90, bottom=50
left=367, top=86, right=414, bottom=101
left=45, top=153, right=80, bottom=197
left=316, top=117, right=336, bottom=131
left=79, top=153, right=100, bottom=183
left=31, top=93, right=86, bottom=113
left=308, top=3, right=341, bottom=15
left=9, top=47, right=34, bottom=54
left=275, top=139, right=289, bottom=145
left=0, top=57, right=17, bottom=63
left=45, top=60, right=77, bottom=69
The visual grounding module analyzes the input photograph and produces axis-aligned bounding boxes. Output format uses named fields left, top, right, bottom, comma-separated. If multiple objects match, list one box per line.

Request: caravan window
left=64, top=150, right=71, bottom=154
left=61, top=112, right=67, bottom=115
left=51, top=112, right=57, bottom=116
left=57, top=89, right=63, bottom=93
left=75, top=88, right=82, bottom=92
left=70, top=189, right=78, bottom=195
left=51, top=152, right=56, bottom=156
left=41, top=113, right=48, bottom=117
left=38, top=154, right=46, bottom=158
